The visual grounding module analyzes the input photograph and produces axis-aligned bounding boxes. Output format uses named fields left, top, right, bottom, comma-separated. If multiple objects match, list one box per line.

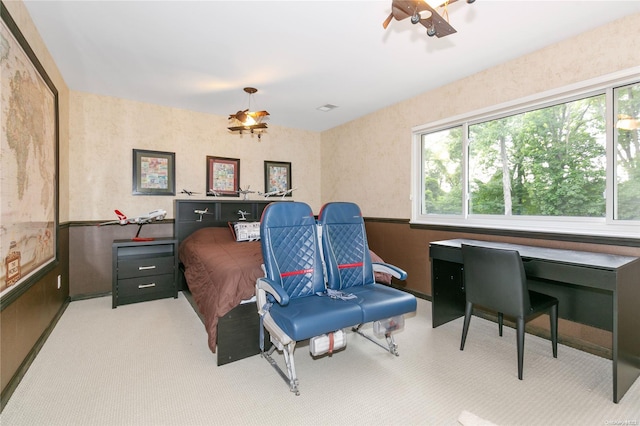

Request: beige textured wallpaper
left=12, top=0, right=639, bottom=223
left=69, top=92, right=321, bottom=221
left=321, top=13, right=640, bottom=219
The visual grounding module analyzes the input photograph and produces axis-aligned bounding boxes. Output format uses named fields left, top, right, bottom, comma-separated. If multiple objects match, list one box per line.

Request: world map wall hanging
left=0, top=4, right=59, bottom=300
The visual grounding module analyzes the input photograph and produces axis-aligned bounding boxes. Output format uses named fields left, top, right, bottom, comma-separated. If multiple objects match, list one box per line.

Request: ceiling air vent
left=317, top=104, right=338, bottom=112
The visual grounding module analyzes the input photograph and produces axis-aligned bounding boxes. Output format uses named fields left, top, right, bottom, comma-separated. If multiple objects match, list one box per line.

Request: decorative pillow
left=229, top=221, right=261, bottom=242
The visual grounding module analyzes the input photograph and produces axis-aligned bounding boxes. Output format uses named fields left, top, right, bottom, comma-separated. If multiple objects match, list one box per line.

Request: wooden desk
left=429, top=238, right=640, bottom=403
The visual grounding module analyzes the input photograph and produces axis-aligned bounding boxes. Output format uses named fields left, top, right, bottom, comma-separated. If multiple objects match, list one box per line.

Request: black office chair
left=459, top=244, right=558, bottom=380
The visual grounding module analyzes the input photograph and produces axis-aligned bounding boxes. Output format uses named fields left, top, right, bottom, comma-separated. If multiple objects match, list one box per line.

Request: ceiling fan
left=383, top=0, right=475, bottom=38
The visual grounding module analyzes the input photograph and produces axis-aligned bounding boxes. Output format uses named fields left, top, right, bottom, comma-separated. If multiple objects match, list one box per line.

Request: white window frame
left=411, top=67, right=640, bottom=240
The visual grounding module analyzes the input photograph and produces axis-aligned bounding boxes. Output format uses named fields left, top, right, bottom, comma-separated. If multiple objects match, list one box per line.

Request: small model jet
left=180, top=189, right=200, bottom=196
left=99, top=209, right=167, bottom=241
left=99, top=209, right=167, bottom=226
left=258, top=188, right=297, bottom=198
left=207, top=188, right=222, bottom=197
left=237, top=210, right=250, bottom=221
left=237, top=186, right=256, bottom=200
left=194, top=208, right=213, bottom=222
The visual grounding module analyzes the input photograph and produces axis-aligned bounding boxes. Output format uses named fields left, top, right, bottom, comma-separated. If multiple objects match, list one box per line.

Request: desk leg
left=613, top=263, right=640, bottom=403
left=431, top=259, right=465, bottom=328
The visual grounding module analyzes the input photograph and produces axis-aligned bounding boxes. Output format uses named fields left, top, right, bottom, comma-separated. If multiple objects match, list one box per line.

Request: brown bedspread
left=179, top=227, right=263, bottom=353
left=179, top=226, right=392, bottom=354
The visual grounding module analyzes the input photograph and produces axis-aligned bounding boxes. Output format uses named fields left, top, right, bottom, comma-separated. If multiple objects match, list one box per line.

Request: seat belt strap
left=323, top=288, right=357, bottom=300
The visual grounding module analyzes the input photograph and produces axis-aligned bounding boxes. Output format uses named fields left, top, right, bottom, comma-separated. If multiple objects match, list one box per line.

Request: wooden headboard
left=173, top=199, right=275, bottom=248
left=174, top=199, right=277, bottom=292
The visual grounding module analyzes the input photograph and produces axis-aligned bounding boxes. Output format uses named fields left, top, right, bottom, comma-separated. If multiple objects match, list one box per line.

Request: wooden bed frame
left=174, top=199, right=275, bottom=365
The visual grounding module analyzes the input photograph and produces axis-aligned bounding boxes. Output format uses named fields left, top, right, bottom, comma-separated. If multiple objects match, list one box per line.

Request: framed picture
left=264, top=161, right=292, bottom=195
left=1, top=6, right=59, bottom=302
left=207, top=156, right=240, bottom=197
left=132, top=149, right=175, bottom=195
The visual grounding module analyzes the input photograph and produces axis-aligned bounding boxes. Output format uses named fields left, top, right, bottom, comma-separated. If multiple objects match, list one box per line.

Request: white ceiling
left=22, top=1, right=640, bottom=132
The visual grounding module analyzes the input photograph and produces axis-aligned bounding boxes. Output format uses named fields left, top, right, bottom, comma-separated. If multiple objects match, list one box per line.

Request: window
left=421, top=127, right=462, bottom=215
left=468, top=95, right=606, bottom=217
left=412, top=71, right=640, bottom=239
left=615, top=83, right=640, bottom=221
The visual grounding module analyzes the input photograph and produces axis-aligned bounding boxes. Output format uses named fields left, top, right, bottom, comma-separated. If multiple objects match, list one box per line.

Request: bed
left=179, top=226, right=263, bottom=352
left=174, top=199, right=391, bottom=365
left=174, top=199, right=274, bottom=365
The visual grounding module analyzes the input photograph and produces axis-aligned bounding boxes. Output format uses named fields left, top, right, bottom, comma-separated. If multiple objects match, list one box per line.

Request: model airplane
left=237, top=186, right=256, bottom=200
left=99, top=209, right=167, bottom=241
left=180, top=189, right=200, bottom=196
left=382, top=0, right=475, bottom=38
left=194, top=208, right=213, bottom=222
left=207, top=188, right=222, bottom=197
left=258, top=188, right=297, bottom=198
left=228, top=109, right=269, bottom=126
left=237, top=210, right=250, bottom=221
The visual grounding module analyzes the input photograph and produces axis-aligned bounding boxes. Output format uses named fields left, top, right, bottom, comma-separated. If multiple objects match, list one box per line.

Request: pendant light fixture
left=228, top=87, right=269, bottom=140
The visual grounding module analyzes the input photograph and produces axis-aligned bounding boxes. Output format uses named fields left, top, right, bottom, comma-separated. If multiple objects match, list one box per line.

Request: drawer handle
left=138, top=265, right=156, bottom=271
left=138, top=283, right=156, bottom=289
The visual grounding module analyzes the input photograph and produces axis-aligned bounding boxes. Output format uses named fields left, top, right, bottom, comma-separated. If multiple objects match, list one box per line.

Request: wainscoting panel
left=1, top=225, right=69, bottom=408
left=69, top=222, right=173, bottom=298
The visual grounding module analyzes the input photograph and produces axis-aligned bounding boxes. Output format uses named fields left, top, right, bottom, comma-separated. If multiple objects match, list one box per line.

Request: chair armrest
left=372, top=262, right=407, bottom=281
left=256, top=277, right=290, bottom=306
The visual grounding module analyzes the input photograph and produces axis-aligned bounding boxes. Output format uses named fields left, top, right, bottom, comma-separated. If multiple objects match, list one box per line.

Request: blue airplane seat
left=318, top=201, right=417, bottom=354
left=256, top=201, right=361, bottom=395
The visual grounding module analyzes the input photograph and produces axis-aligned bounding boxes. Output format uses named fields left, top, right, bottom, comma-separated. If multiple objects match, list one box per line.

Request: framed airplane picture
left=264, top=160, right=292, bottom=195
left=132, top=149, right=175, bottom=195
left=207, top=156, right=240, bottom=197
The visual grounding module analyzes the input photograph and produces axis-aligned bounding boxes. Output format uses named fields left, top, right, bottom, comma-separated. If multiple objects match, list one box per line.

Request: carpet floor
left=2, top=294, right=639, bottom=425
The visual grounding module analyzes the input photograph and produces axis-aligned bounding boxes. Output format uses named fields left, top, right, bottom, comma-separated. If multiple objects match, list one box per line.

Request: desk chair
left=459, top=244, right=558, bottom=380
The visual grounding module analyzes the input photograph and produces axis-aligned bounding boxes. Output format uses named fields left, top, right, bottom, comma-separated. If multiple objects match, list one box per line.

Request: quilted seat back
left=260, top=201, right=325, bottom=298
left=318, top=202, right=375, bottom=290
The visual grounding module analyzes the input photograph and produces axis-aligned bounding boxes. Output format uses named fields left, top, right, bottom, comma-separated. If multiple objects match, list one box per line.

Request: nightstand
left=112, top=238, right=178, bottom=308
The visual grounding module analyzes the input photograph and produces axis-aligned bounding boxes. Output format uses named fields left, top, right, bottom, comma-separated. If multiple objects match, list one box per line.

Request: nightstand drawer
left=118, top=255, right=175, bottom=279
left=112, top=238, right=178, bottom=308
left=117, top=273, right=175, bottom=298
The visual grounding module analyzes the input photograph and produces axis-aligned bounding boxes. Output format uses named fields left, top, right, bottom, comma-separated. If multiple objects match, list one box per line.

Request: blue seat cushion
left=346, top=284, right=417, bottom=323
left=269, top=295, right=363, bottom=342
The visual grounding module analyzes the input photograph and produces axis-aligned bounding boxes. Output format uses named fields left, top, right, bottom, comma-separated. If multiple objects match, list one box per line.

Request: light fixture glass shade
left=242, top=115, right=257, bottom=126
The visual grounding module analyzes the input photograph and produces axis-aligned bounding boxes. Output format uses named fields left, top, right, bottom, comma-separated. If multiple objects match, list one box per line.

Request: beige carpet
left=2, top=294, right=639, bottom=426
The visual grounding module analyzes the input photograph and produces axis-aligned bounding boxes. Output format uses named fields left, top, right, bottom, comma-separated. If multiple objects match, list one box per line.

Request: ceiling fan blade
left=382, top=12, right=394, bottom=29
left=392, top=1, right=417, bottom=19
left=383, top=0, right=413, bottom=29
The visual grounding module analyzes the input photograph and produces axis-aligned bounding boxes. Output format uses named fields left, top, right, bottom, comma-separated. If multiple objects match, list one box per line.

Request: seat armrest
left=257, top=277, right=290, bottom=306
left=372, top=262, right=407, bottom=281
